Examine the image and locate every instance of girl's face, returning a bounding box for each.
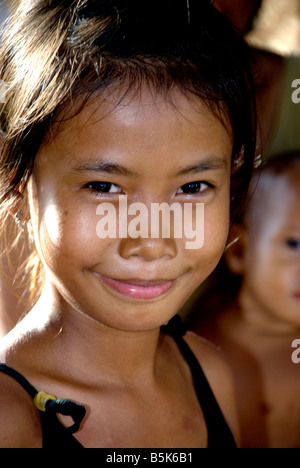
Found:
[28,88,232,331]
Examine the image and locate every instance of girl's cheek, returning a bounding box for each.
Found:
[42,205,101,261]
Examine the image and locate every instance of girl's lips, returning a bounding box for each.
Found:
[96,274,175,300]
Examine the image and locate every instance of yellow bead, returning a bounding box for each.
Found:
[34,391,56,412]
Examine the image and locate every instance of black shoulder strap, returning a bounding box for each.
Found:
[161,316,237,448]
[0,363,86,445]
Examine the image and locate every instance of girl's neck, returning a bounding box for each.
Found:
[25,284,164,388]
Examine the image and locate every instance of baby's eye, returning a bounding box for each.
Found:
[84,182,122,194]
[177,181,212,194]
[286,239,300,250]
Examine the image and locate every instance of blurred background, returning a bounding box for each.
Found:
[247,0,300,55]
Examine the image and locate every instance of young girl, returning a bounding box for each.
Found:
[0,0,256,448]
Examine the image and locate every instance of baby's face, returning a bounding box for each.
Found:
[241,168,300,329]
[27,87,232,332]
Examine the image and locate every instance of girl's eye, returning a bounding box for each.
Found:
[177,181,212,195]
[286,239,300,250]
[84,182,122,194]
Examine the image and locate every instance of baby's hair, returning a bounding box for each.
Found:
[258,151,300,176]
[239,150,300,234]
[249,151,300,201]
[0,0,257,303]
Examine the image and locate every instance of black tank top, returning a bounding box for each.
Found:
[0,316,237,448]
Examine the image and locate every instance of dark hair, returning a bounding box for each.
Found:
[0,0,257,295]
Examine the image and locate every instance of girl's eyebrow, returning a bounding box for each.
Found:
[71,161,137,177]
[176,157,229,176]
[70,156,228,177]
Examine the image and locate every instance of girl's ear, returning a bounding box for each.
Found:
[12,191,31,230]
[6,183,31,229]
[224,223,247,275]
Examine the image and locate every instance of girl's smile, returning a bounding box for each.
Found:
[94,273,176,300]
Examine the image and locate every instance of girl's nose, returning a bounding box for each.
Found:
[118,237,177,261]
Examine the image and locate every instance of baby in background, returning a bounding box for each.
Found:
[192,151,300,448]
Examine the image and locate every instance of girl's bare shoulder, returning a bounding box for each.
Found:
[184,329,227,368]
[0,369,42,448]
[0,324,44,447]
[184,330,240,445]
[183,330,236,394]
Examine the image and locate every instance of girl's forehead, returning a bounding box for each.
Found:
[35,88,233,181]
[50,87,233,152]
